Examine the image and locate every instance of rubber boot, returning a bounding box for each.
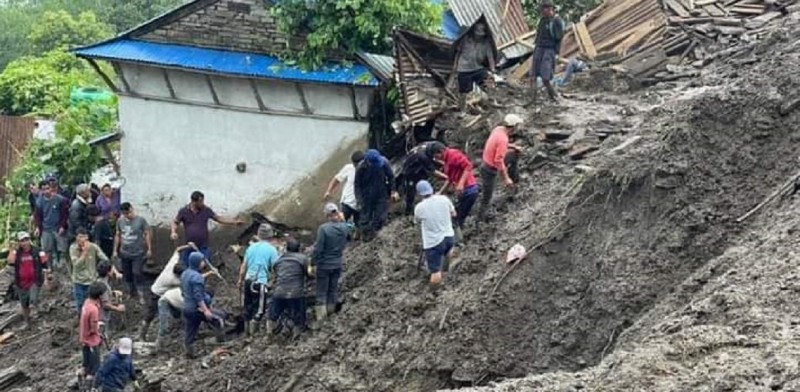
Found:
[326,304,336,317]
[265,320,274,343]
[137,320,151,342]
[545,82,559,102]
[184,344,196,359]
[155,335,164,353]
[244,321,252,337]
[315,305,328,321]
[454,225,464,244]
[252,320,262,335]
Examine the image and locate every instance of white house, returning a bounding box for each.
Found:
[75,0,382,228]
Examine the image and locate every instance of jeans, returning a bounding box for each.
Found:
[242,280,267,322]
[270,297,307,329]
[120,254,145,297]
[74,283,90,313]
[158,297,181,337]
[455,185,480,229]
[315,268,342,306]
[478,163,499,221]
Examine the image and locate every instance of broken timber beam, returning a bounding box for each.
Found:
[736,171,800,222]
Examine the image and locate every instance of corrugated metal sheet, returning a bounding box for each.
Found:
[356,51,395,83]
[74,39,379,87]
[0,116,35,200]
[448,0,532,59]
[442,10,462,39]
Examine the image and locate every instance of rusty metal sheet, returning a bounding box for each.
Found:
[0,116,35,199]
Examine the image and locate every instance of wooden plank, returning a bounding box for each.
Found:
[87,59,120,93]
[703,4,726,16]
[294,83,312,114]
[568,144,600,159]
[665,0,692,17]
[249,79,268,111]
[161,69,176,99]
[695,0,718,6]
[204,75,220,105]
[0,332,13,344]
[731,6,765,13]
[575,22,598,59]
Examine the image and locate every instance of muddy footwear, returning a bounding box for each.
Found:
[252,320,262,335]
[545,83,559,102]
[326,304,336,317]
[265,321,275,343]
[155,336,164,353]
[244,321,252,337]
[184,344,196,359]
[137,321,151,342]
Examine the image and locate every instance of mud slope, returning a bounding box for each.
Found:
[452,14,800,392]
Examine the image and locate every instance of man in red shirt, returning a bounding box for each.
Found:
[79,282,106,385]
[7,231,48,326]
[479,114,524,222]
[435,147,479,241]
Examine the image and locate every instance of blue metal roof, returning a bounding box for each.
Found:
[74,39,379,87]
[441,10,462,40]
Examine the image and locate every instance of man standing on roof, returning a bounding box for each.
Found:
[414,181,456,288]
[171,191,244,263]
[530,0,565,102]
[237,224,279,336]
[354,149,394,242]
[394,141,449,216]
[478,114,525,222]
[7,231,48,326]
[434,146,479,241]
[324,151,364,227]
[456,21,497,94]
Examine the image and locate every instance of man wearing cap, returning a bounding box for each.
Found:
[95,337,137,392]
[530,0,565,102]
[394,141,449,216]
[414,181,456,287]
[237,223,279,335]
[312,203,352,321]
[7,231,48,326]
[181,251,224,358]
[354,149,394,242]
[324,151,364,226]
[434,146,479,241]
[34,181,69,270]
[479,115,525,222]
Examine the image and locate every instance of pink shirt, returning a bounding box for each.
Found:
[482,127,510,171]
[80,299,102,347]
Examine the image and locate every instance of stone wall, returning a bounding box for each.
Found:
[140,0,299,54]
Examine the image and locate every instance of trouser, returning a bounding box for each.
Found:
[270,297,307,329]
[401,175,425,215]
[158,297,181,337]
[458,69,490,93]
[242,280,267,322]
[143,290,160,323]
[16,285,40,309]
[455,185,480,229]
[315,268,342,307]
[40,229,67,269]
[531,47,557,83]
[120,254,145,297]
[74,283,90,313]
[342,204,360,226]
[359,196,388,236]
[478,163,499,221]
[183,309,223,347]
[506,150,520,184]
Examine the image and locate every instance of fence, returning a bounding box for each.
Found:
[0,115,35,199]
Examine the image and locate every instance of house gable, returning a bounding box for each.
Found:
[135,0,298,55]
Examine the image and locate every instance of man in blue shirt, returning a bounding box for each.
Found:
[237,223,279,336]
[180,251,223,359]
[95,337,137,392]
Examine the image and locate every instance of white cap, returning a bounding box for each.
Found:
[324,203,339,215]
[118,337,133,355]
[506,243,526,263]
[17,231,30,241]
[504,114,524,127]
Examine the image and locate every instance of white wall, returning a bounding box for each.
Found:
[118,96,369,226]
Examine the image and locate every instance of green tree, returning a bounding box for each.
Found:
[272,0,443,69]
[28,10,113,53]
[0,49,102,115]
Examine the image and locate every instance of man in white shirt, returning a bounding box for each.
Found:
[324,151,364,226]
[413,180,456,287]
[138,243,196,343]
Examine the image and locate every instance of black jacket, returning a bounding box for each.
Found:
[355,150,394,203]
[535,16,565,51]
[68,198,89,240]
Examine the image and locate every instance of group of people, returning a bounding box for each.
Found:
[325,113,526,285]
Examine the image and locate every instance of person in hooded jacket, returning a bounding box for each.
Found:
[94,337,137,392]
[180,251,223,358]
[354,149,394,242]
[393,141,449,216]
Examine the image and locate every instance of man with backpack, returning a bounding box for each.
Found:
[7,231,48,326]
[237,224,279,336]
[530,0,565,102]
